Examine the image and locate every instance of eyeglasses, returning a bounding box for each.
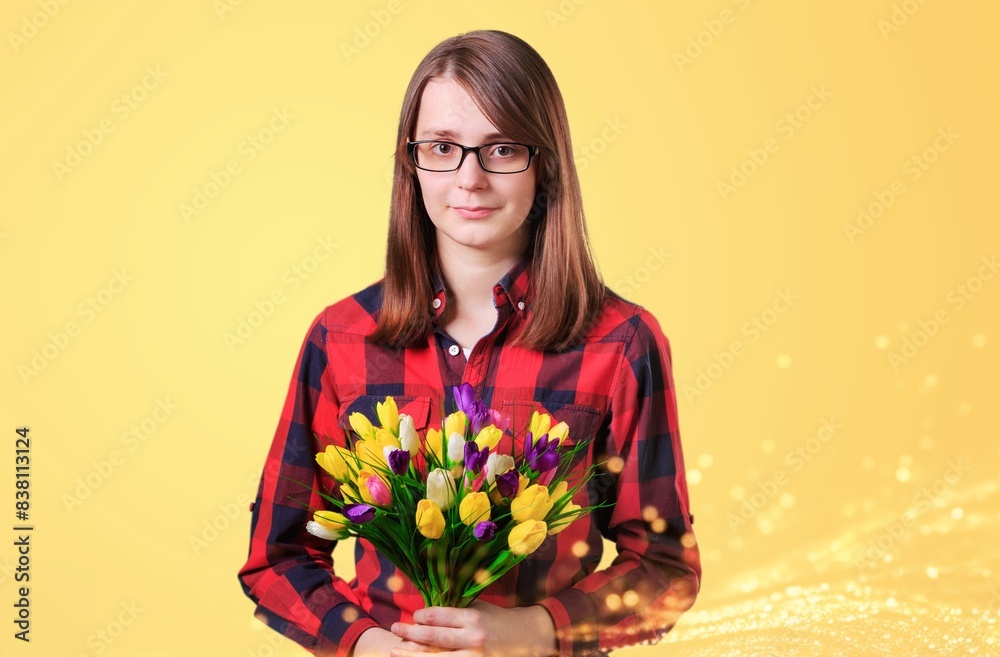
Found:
[407,140,539,174]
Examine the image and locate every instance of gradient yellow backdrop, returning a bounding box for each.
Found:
[2,1,997,655]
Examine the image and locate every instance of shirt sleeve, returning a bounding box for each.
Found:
[536,307,702,656]
[237,309,381,657]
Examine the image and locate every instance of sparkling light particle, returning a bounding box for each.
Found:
[687,468,702,485]
[875,335,890,349]
[681,532,697,548]
[386,575,404,592]
[958,402,972,416]
[779,493,796,509]
[924,374,938,387]
[919,435,934,450]
[642,505,659,522]
[605,594,622,611]
[762,439,776,454]
[776,353,791,368]
[623,591,640,608]
[896,467,911,483]
[730,485,747,500]
[972,333,987,348]
[697,453,714,469]
[606,456,625,474]
[951,507,964,520]
[650,518,667,533]
[571,541,590,558]
[926,566,939,579]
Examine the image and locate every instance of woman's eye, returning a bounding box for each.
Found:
[493,145,513,157]
[432,142,454,155]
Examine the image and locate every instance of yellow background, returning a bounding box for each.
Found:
[2,1,998,655]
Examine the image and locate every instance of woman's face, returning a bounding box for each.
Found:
[412,76,538,261]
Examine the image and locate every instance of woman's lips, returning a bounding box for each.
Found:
[452,206,498,219]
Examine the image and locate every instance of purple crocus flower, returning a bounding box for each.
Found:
[464,442,490,475]
[453,383,493,434]
[453,383,477,415]
[495,470,520,499]
[473,521,497,541]
[342,503,376,524]
[524,432,561,475]
[387,448,410,476]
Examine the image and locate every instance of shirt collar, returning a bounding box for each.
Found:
[431,253,533,318]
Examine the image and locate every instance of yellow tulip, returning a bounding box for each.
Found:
[444,411,468,440]
[349,412,376,441]
[316,445,354,482]
[377,397,399,433]
[313,510,349,532]
[356,469,381,505]
[459,491,491,526]
[355,439,387,470]
[374,426,401,450]
[474,425,503,451]
[550,481,570,501]
[529,411,551,442]
[426,428,445,464]
[511,484,554,523]
[508,519,548,555]
[547,501,582,535]
[547,421,569,443]
[416,499,445,539]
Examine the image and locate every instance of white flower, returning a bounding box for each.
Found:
[447,432,466,464]
[399,414,419,455]
[426,468,457,510]
[306,520,341,541]
[485,453,515,485]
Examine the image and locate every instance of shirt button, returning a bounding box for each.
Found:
[448,345,460,356]
[432,298,442,309]
[517,301,525,311]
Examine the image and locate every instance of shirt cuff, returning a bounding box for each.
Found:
[536,588,601,657]
[315,603,380,657]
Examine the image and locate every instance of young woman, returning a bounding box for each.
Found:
[238,30,701,657]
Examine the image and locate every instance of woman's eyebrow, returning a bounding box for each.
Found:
[419,128,510,141]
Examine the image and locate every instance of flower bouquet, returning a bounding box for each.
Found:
[304,383,601,608]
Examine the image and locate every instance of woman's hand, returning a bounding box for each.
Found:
[389,601,557,657]
[352,626,443,656]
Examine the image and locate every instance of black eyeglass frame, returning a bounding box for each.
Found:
[406,140,540,174]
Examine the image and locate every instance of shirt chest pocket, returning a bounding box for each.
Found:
[336,394,433,441]
[498,400,604,471]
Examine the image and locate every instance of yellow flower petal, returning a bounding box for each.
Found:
[416,499,445,539]
[509,519,548,555]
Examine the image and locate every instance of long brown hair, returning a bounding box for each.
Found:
[370,30,605,352]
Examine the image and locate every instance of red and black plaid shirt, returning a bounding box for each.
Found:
[238,255,701,656]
